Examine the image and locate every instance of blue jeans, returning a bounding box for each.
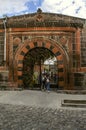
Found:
[46,82,50,91]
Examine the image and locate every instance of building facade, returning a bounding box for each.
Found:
[0,9,86,90]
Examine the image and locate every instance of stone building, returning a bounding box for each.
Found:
[0,9,86,90]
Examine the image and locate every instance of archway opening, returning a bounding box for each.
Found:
[22,47,58,89]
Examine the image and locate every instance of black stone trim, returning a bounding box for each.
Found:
[58,86,64,89]
[50,45,54,50]
[59,77,64,81]
[26,45,30,50]
[58,60,63,64]
[55,51,61,56]
[58,68,64,72]
[18,67,23,71]
[33,42,37,47]
[18,76,22,80]
[42,42,46,47]
[20,51,25,56]
[18,60,23,64]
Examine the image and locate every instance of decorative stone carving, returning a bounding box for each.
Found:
[13,37,21,45]
[59,36,70,52]
[13,37,21,54]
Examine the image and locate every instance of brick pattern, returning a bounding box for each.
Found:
[81,26,86,67]
[0,11,86,90]
[16,39,67,88]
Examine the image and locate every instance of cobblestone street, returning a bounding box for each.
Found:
[0,103,86,130]
[0,90,86,130]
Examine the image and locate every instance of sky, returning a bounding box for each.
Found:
[0,0,86,19]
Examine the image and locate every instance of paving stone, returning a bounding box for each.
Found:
[0,103,86,130]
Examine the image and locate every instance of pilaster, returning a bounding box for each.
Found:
[75,28,81,70]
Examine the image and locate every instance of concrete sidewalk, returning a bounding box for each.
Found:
[0,90,86,110]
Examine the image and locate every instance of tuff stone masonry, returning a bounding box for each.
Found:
[0,9,86,90]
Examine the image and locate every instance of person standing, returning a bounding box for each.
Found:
[41,74,46,90]
[46,75,50,92]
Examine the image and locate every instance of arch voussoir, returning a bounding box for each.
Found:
[14,37,68,89]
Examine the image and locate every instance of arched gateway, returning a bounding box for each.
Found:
[14,37,69,89]
[0,8,85,90]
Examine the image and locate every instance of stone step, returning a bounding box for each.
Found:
[57,90,86,94]
[61,99,86,108]
[0,82,22,91]
[0,81,17,87]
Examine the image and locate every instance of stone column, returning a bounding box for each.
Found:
[9,31,14,81]
[75,28,81,70]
